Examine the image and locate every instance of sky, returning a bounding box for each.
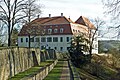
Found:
[38,0,120,40]
[39,0,118,40]
[39,0,105,21]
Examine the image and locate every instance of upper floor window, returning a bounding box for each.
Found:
[54,29,58,33]
[53,37,58,42]
[30,37,34,42]
[26,38,28,42]
[78,30,80,33]
[60,37,63,42]
[73,29,75,32]
[60,28,64,33]
[35,38,39,42]
[21,38,23,42]
[66,37,69,42]
[41,37,46,42]
[48,29,52,34]
[47,37,52,42]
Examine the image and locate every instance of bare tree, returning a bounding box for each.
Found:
[0,21,7,46]
[102,0,120,39]
[0,0,42,46]
[102,0,120,20]
[21,0,42,23]
[88,17,105,56]
[0,0,26,46]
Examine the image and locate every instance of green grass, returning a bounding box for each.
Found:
[44,60,64,80]
[97,65,118,80]
[8,60,55,80]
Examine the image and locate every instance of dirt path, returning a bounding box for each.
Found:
[60,60,71,80]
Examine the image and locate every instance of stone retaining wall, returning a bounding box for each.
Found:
[0,48,57,80]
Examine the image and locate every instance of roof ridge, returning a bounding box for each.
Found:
[64,16,74,23]
[40,17,61,24]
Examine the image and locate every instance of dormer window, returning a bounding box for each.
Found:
[48,29,52,34]
[54,29,58,33]
[60,28,64,33]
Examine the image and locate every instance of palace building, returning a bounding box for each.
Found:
[18,13,98,53]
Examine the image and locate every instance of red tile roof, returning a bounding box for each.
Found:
[18,15,95,36]
[75,16,96,29]
[18,16,74,36]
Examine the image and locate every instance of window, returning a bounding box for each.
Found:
[41,37,46,42]
[53,37,58,42]
[67,47,70,50]
[26,38,28,42]
[21,38,23,42]
[95,44,98,48]
[66,37,69,42]
[47,37,52,42]
[30,38,34,42]
[41,46,45,50]
[60,47,63,51]
[60,37,63,42]
[73,29,75,32]
[35,38,39,42]
[54,29,58,33]
[48,29,52,34]
[60,28,64,33]
[54,47,57,50]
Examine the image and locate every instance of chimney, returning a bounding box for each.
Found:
[68,16,70,20]
[49,14,51,18]
[37,15,39,18]
[61,13,63,17]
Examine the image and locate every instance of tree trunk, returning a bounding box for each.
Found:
[8,21,11,46]
[28,35,30,48]
[89,45,92,63]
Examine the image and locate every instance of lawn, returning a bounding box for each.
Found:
[8,60,55,80]
[44,60,64,80]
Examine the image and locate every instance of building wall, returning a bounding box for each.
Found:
[18,35,72,53]
[92,31,98,54]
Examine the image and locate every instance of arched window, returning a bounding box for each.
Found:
[54,29,58,33]
[48,29,52,34]
[60,28,64,33]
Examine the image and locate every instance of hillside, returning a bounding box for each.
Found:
[98,40,120,53]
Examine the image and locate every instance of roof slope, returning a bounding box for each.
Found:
[18,16,74,36]
[75,16,96,29]
[30,16,74,25]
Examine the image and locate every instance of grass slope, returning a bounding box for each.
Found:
[9,60,54,80]
[44,60,64,80]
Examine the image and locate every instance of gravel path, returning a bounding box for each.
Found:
[60,60,71,80]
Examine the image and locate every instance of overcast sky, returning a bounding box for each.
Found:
[38,0,119,40]
[40,0,105,21]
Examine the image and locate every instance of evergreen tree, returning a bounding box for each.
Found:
[68,33,90,67]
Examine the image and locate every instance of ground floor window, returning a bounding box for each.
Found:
[60,47,63,51]
[54,47,57,50]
